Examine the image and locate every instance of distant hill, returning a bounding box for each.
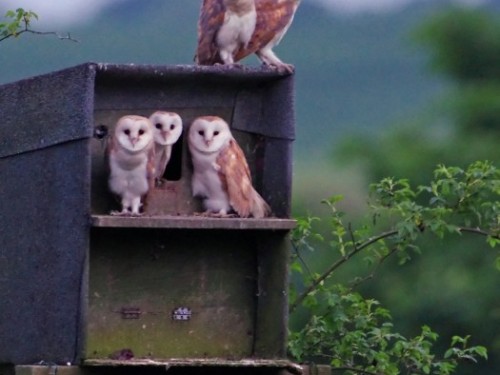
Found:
[0,1,464,158]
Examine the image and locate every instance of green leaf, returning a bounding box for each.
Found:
[473,346,488,359]
[487,236,500,248]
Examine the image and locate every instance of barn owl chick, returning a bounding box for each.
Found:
[188,116,271,218]
[196,0,300,73]
[196,0,257,65]
[149,111,183,185]
[108,115,154,216]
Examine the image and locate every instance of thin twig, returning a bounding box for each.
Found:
[0,24,78,43]
[289,229,399,313]
[349,246,399,290]
[290,224,496,313]
[459,226,498,238]
[291,241,314,278]
[348,222,358,251]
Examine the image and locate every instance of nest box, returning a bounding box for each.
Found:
[0,63,296,372]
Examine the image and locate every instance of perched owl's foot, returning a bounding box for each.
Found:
[110,209,143,217]
[110,210,130,216]
[228,63,244,69]
[262,62,295,74]
[193,211,238,218]
[216,62,244,69]
[214,212,238,218]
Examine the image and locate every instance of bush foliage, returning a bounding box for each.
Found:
[289,161,498,374]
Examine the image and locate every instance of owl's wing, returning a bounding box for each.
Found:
[235,0,299,61]
[195,0,225,65]
[217,139,256,218]
[146,145,156,189]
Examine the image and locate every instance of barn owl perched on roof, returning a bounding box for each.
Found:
[149,111,183,184]
[196,0,300,73]
[188,116,271,218]
[108,115,154,216]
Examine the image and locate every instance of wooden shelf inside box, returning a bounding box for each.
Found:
[91,215,296,230]
[83,358,302,374]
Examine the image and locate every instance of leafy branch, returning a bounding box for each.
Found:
[290,228,398,312]
[0,8,78,43]
[289,282,488,374]
[291,161,499,313]
[289,161,498,374]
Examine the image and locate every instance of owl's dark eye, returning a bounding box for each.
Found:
[124,129,131,136]
[138,129,145,135]
[214,131,220,136]
[198,130,205,136]
[170,124,176,130]
[155,123,162,130]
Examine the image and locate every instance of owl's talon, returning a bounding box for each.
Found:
[221,213,238,218]
[110,210,130,216]
[262,62,294,74]
[229,63,244,69]
[194,211,239,218]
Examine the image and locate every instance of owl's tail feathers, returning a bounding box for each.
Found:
[251,190,272,219]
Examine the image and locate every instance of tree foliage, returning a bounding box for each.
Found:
[299,7,500,375]
[415,9,500,83]
[288,161,498,374]
[334,8,500,186]
[415,8,500,134]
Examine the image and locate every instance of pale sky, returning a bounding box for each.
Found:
[1,0,491,27]
[314,0,489,13]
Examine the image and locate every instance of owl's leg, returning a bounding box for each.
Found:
[193,209,237,218]
[200,210,237,218]
[110,206,131,216]
[211,211,238,218]
[130,196,143,216]
[110,195,138,216]
[256,48,294,74]
[218,49,244,69]
[219,49,235,65]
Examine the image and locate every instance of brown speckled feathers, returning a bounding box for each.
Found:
[235,0,300,61]
[196,0,299,66]
[196,0,226,65]
[217,139,271,218]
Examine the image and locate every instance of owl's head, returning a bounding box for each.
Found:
[149,111,183,146]
[188,116,232,154]
[114,115,154,153]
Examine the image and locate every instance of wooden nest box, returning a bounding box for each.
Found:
[0,63,297,374]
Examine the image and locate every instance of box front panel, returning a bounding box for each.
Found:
[87,229,257,359]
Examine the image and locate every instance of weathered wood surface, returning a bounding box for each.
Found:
[91,215,296,230]
[84,358,302,374]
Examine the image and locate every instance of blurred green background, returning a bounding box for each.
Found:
[1,1,499,374]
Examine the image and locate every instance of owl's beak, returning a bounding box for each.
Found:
[162,131,169,142]
[205,139,212,147]
[130,138,138,147]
